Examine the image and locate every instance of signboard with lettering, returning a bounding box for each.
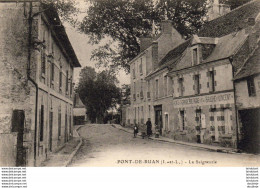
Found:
[173,92,234,108]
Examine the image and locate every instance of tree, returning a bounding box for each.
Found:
[79,0,207,73]
[76,66,121,123]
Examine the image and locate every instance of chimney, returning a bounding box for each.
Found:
[161,20,172,35]
[152,41,158,70]
[207,0,230,21]
[140,37,152,52]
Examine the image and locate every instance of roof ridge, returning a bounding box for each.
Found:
[206,0,256,24]
[234,39,260,78]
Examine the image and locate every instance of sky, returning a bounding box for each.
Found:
[63,1,130,87]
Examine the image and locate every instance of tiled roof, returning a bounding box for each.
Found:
[234,43,260,80]
[198,0,260,38]
[159,39,191,66]
[145,39,191,78]
[203,29,248,63]
[43,4,81,67]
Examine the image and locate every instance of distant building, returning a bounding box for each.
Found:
[126,0,260,150]
[234,37,260,153]
[207,0,230,21]
[73,93,87,125]
[0,1,81,166]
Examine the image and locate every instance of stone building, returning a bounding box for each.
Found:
[234,38,260,153]
[73,93,87,125]
[0,1,81,166]
[126,20,184,131]
[126,0,260,149]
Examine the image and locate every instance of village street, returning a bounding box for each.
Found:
[69,124,259,167]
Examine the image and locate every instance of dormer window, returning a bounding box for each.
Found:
[192,48,198,65]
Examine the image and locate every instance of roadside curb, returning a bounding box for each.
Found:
[64,125,84,167]
[111,124,250,155]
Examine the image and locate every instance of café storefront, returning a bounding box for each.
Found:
[172,91,237,148]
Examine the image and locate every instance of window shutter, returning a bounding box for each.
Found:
[199,84,201,89]
[207,82,209,88]
[183,87,185,92]
[214,81,217,86]
[214,70,216,76]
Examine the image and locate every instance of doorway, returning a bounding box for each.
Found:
[49,111,53,152]
[238,108,260,154]
[154,105,163,135]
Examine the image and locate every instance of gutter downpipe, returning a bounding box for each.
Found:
[229,56,239,151]
[27,2,39,166]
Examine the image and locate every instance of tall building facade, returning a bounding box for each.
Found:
[0,1,81,166]
[126,0,260,150]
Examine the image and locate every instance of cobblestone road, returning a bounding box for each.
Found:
[70,124,259,167]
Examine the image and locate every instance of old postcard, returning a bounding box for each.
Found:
[0,0,259,170]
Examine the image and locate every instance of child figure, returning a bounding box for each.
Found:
[133,124,139,138]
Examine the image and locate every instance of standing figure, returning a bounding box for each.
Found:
[146,118,152,138]
[133,124,138,138]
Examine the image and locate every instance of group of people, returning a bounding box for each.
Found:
[133,118,153,138]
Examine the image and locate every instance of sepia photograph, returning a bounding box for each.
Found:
[0,0,259,172]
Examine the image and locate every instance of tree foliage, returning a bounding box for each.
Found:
[76,66,121,123]
[51,0,251,73]
[79,0,207,72]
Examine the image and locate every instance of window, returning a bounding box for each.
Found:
[147,80,151,99]
[194,74,201,94]
[178,78,184,96]
[140,79,143,99]
[58,107,61,140]
[208,70,215,92]
[155,79,159,99]
[65,112,68,142]
[50,62,54,85]
[70,76,73,97]
[51,40,54,56]
[193,48,198,65]
[41,49,46,76]
[164,75,167,96]
[40,105,44,142]
[59,70,62,92]
[247,76,256,96]
[195,109,201,127]
[165,113,169,131]
[180,110,185,131]
[133,82,136,100]
[168,77,173,96]
[66,70,69,93]
[41,30,46,77]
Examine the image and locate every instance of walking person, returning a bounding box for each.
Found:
[146,118,152,138]
[133,124,138,138]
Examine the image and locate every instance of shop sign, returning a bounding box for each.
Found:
[173,92,234,108]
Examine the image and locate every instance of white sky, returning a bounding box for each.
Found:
[63,1,130,87]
